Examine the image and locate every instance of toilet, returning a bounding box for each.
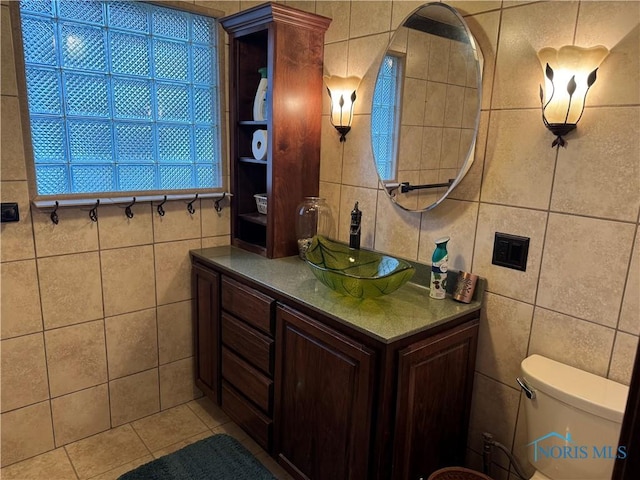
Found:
[518,354,629,480]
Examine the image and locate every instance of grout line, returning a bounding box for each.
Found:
[61,446,81,480]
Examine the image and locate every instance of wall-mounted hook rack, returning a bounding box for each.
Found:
[187,194,198,215]
[50,201,59,225]
[89,199,100,222]
[125,197,136,219]
[156,195,167,217]
[214,192,226,213]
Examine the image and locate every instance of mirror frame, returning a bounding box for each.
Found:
[371,2,484,212]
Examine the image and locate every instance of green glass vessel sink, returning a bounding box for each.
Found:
[304,236,415,298]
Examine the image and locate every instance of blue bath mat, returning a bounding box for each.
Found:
[118,434,276,480]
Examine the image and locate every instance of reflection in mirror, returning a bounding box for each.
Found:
[371,3,483,212]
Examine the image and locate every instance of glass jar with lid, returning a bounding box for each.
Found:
[295,197,333,259]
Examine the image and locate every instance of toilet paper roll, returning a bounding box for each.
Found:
[252,129,268,160]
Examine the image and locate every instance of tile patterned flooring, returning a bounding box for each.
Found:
[0,398,293,480]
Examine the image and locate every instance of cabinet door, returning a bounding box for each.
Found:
[192,265,220,403]
[393,319,479,480]
[274,305,374,480]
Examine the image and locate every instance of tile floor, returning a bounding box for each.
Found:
[0,398,294,480]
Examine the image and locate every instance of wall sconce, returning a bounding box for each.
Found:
[324,76,360,142]
[537,45,608,147]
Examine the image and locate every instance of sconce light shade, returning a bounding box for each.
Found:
[324,75,360,142]
[537,45,609,147]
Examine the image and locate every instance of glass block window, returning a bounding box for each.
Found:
[372,54,401,181]
[19,0,221,196]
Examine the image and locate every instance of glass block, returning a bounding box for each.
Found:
[159,165,193,190]
[61,24,106,71]
[152,8,188,40]
[192,16,214,45]
[196,165,215,188]
[192,46,213,84]
[31,117,65,163]
[36,165,69,195]
[71,165,114,193]
[156,83,190,122]
[153,40,188,82]
[20,17,57,66]
[193,87,213,124]
[113,78,151,119]
[118,164,156,191]
[58,0,105,25]
[110,32,150,77]
[68,120,112,162]
[158,125,191,162]
[108,1,149,33]
[195,127,216,163]
[115,123,153,163]
[26,67,61,114]
[20,0,54,16]
[64,72,109,117]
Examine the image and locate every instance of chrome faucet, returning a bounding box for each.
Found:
[349,202,361,249]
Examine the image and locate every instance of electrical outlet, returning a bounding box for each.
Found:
[1,203,19,223]
[492,232,529,271]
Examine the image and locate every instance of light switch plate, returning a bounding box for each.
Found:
[1,203,19,223]
[492,232,529,271]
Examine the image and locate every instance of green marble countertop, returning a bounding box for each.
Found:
[191,246,484,344]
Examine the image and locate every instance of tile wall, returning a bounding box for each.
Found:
[1,0,639,478]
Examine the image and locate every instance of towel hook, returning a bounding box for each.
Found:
[187,193,198,215]
[214,192,226,213]
[125,197,136,219]
[89,199,100,222]
[157,195,167,217]
[50,200,59,225]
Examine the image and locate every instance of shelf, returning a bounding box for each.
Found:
[240,212,267,226]
[239,120,268,127]
[239,157,267,165]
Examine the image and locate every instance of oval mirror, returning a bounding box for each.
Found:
[371,2,483,212]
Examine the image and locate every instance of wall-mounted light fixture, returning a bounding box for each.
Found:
[324,76,360,142]
[537,45,608,147]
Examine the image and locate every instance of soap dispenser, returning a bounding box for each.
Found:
[349,202,361,249]
[429,237,449,299]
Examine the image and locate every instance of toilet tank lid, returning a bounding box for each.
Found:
[521,355,629,423]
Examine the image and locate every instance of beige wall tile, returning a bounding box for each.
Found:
[131,404,208,452]
[186,397,230,429]
[472,204,547,303]
[468,374,520,470]
[1,6,18,96]
[32,207,99,258]
[318,181,341,240]
[158,300,193,365]
[0,401,54,467]
[619,233,640,335]
[448,111,488,203]
[105,308,158,379]
[0,448,77,480]
[201,198,231,238]
[101,245,156,317]
[481,109,556,210]
[159,357,200,410]
[154,239,201,305]
[1,97,26,180]
[45,320,108,397]
[64,424,150,480]
[402,77,427,126]
[201,235,230,248]
[373,190,421,260]
[152,200,202,243]
[475,293,534,386]
[347,32,389,85]
[0,333,49,413]
[551,107,640,221]
[510,395,536,479]
[97,203,153,250]
[528,307,615,377]
[317,1,350,44]
[609,332,639,386]
[1,260,42,339]
[320,116,344,184]
[323,40,349,81]
[537,214,635,328]
[38,252,103,330]
[491,1,578,110]
[1,182,35,262]
[51,384,110,447]
[418,199,478,272]
[349,1,391,39]
[342,115,380,189]
[109,369,160,427]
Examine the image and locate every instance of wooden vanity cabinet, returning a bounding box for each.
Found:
[192,259,479,479]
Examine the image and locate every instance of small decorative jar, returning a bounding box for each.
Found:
[295,197,332,259]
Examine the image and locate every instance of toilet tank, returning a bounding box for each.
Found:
[520,354,629,480]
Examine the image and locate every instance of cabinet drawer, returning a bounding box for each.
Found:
[222,347,272,414]
[222,313,274,375]
[222,381,272,452]
[221,277,274,336]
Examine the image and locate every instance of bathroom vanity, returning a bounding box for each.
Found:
[191,246,482,480]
